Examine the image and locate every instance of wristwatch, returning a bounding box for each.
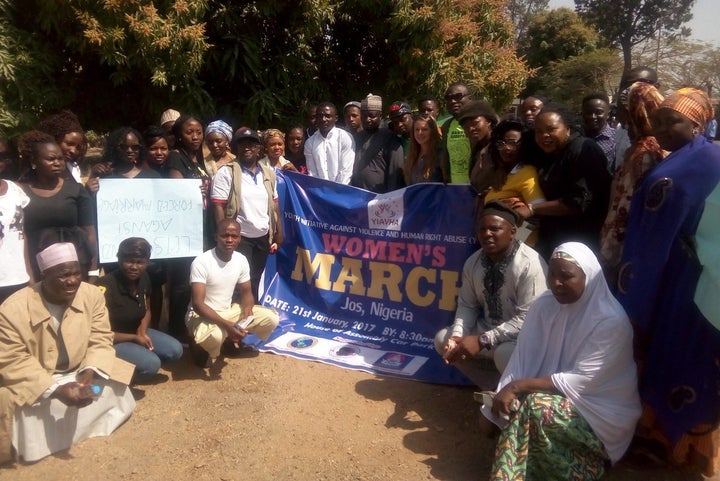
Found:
[479,334,492,350]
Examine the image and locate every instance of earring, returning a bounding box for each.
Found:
[31,165,36,170]
[692,128,699,136]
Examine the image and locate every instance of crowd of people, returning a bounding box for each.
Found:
[0,65,718,479]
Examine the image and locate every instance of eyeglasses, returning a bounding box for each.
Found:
[119,144,141,151]
[444,93,469,102]
[495,139,521,149]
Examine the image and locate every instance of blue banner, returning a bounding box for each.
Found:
[258,172,477,384]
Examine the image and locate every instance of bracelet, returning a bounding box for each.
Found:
[527,203,534,217]
[87,269,100,277]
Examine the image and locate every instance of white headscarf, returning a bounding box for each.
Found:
[484,242,641,464]
[205,120,233,143]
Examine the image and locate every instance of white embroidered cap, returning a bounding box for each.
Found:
[36,242,79,272]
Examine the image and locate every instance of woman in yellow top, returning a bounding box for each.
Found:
[484,120,545,205]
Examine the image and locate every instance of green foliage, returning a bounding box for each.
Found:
[385,0,529,112]
[520,8,604,97]
[521,8,599,67]
[0,0,530,135]
[537,48,623,108]
[0,0,66,134]
[575,0,695,72]
[74,0,209,87]
[506,0,549,40]
[0,0,210,134]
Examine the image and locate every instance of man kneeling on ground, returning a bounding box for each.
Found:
[435,201,547,387]
[186,219,279,368]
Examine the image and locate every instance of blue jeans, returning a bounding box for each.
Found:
[114,328,183,381]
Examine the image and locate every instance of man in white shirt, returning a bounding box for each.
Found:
[186,219,279,369]
[436,201,547,387]
[304,101,355,184]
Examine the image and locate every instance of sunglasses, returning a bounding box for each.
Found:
[444,93,469,102]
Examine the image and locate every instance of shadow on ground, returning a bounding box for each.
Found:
[355,376,491,480]
[355,375,714,481]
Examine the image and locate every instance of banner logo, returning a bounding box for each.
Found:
[368,192,404,230]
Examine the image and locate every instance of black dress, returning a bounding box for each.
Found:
[23,180,95,277]
[534,134,611,259]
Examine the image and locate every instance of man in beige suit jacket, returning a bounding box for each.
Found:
[0,243,135,464]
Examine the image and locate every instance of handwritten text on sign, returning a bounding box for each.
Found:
[96,178,203,262]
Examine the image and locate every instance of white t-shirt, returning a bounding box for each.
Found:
[188,249,251,313]
[0,180,30,286]
[211,164,278,238]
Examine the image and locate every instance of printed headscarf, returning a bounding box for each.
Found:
[204,120,233,143]
[660,87,714,129]
[627,81,664,138]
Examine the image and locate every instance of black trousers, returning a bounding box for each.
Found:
[236,233,270,302]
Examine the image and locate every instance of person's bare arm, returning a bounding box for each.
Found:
[213,202,226,226]
[272,200,283,246]
[23,232,35,285]
[236,280,255,321]
[491,377,558,417]
[82,225,98,276]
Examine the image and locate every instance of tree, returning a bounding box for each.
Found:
[520,8,601,95]
[0,0,209,133]
[539,48,623,108]
[575,0,695,74]
[505,0,549,40]
[386,0,529,111]
[0,0,63,130]
[205,0,530,126]
[520,8,599,67]
[0,0,531,135]
[633,37,720,97]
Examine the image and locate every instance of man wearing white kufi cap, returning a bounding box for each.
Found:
[0,242,136,464]
[351,93,406,193]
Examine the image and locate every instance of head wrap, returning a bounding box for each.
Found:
[479,200,521,227]
[205,120,233,143]
[660,88,714,128]
[160,109,181,126]
[484,241,641,464]
[361,94,382,112]
[344,101,361,110]
[36,243,79,272]
[626,81,664,138]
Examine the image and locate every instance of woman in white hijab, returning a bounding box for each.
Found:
[478,242,641,480]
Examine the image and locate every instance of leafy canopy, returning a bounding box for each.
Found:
[0,0,530,135]
[575,0,695,72]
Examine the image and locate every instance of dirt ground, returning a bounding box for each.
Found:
[1,350,715,481]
